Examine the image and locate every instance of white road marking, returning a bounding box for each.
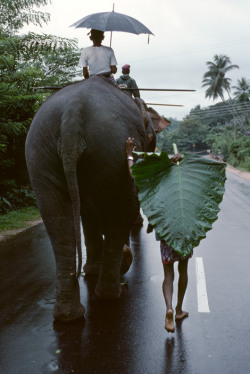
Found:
[195,257,210,313]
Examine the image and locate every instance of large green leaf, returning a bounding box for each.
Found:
[132,152,226,256]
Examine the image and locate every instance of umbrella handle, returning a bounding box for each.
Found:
[110,31,113,47]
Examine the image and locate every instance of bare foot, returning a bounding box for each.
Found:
[175,310,189,321]
[165,309,175,333]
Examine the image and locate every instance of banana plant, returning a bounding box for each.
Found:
[132,150,226,256]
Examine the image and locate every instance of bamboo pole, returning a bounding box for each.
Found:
[32,86,195,92]
[122,88,196,92]
[146,103,184,107]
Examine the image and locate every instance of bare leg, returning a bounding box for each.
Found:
[162,263,175,332]
[175,259,189,320]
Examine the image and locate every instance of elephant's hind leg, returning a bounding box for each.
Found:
[44,217,85,322]
[81,206,103,276]
[95,233,125,299]
[34,184,85,322]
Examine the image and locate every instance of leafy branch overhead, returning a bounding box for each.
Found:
[132,152,227,256]
[0,0,51,31]
[0,0,82,214]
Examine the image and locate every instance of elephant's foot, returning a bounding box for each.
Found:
[95,282,121,299]
[53,278,85,322]
[53,301,85,323]
[83,261,101,275]
[120,245,133,275]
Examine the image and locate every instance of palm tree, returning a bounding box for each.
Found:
[233,78,250,134]
[202,54,245,132]
[202,54,239,100]
[233,77,250,102]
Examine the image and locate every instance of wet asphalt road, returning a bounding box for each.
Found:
[0,170,250,374]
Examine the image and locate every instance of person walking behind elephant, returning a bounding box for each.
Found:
[155,232,192,333]
[79,29,117,84]
[116,64,140,98]
[126,137,191,333]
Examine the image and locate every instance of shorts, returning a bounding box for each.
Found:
[160,240,193,264]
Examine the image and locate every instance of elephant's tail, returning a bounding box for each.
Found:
[62,166,82,278]
[58,117,87,279]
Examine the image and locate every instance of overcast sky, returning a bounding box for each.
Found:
[24,0,250,120]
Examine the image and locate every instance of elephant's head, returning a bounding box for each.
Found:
[134,98,171,152]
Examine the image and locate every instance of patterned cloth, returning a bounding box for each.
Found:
[160,240,193,264]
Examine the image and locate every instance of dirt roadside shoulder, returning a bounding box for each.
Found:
[226,164,250,182]
[0,219,43,242]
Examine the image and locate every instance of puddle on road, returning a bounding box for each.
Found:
[31,322,53,335]
[37,297,56,310]
[42,359,59,374]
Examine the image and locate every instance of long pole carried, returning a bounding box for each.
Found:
[121,88,196,92]
[146,103,184,107]
[32,86,196,92]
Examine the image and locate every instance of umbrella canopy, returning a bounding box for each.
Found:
[70,11,154,35]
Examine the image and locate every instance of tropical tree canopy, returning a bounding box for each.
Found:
[232,77,250,103]
[0,0,51,32]
[0,0,81,214]
[202,54,239,100]
[202,54,248,132]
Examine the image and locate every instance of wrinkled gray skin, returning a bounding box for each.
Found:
[25,76,168,322]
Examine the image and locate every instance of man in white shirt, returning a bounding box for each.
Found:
[79,29,118,80]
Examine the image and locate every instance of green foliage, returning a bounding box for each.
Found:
[0,0,51,31]
[204,127,233,160]
[0,0,81,214]
[156,95,250,171]
[0,185,37,214]
[132,152,226,255]
[233,77,250,103]
[227,137,250,168]
[157,115,208,154]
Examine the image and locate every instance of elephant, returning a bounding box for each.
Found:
[25,76,169,322]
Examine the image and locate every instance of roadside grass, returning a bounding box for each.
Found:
[0,207,41,232]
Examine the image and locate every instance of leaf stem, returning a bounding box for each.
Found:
[173,143,180,165]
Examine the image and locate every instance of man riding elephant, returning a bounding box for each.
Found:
[79,28,118,85]
[116,64,140,98]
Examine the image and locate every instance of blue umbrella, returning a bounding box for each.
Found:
[70,11,154,36]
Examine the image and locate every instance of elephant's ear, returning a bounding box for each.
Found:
[134,98,171,132]
[146,107,171,133]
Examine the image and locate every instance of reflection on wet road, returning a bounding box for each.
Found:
[0,170,250,374]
